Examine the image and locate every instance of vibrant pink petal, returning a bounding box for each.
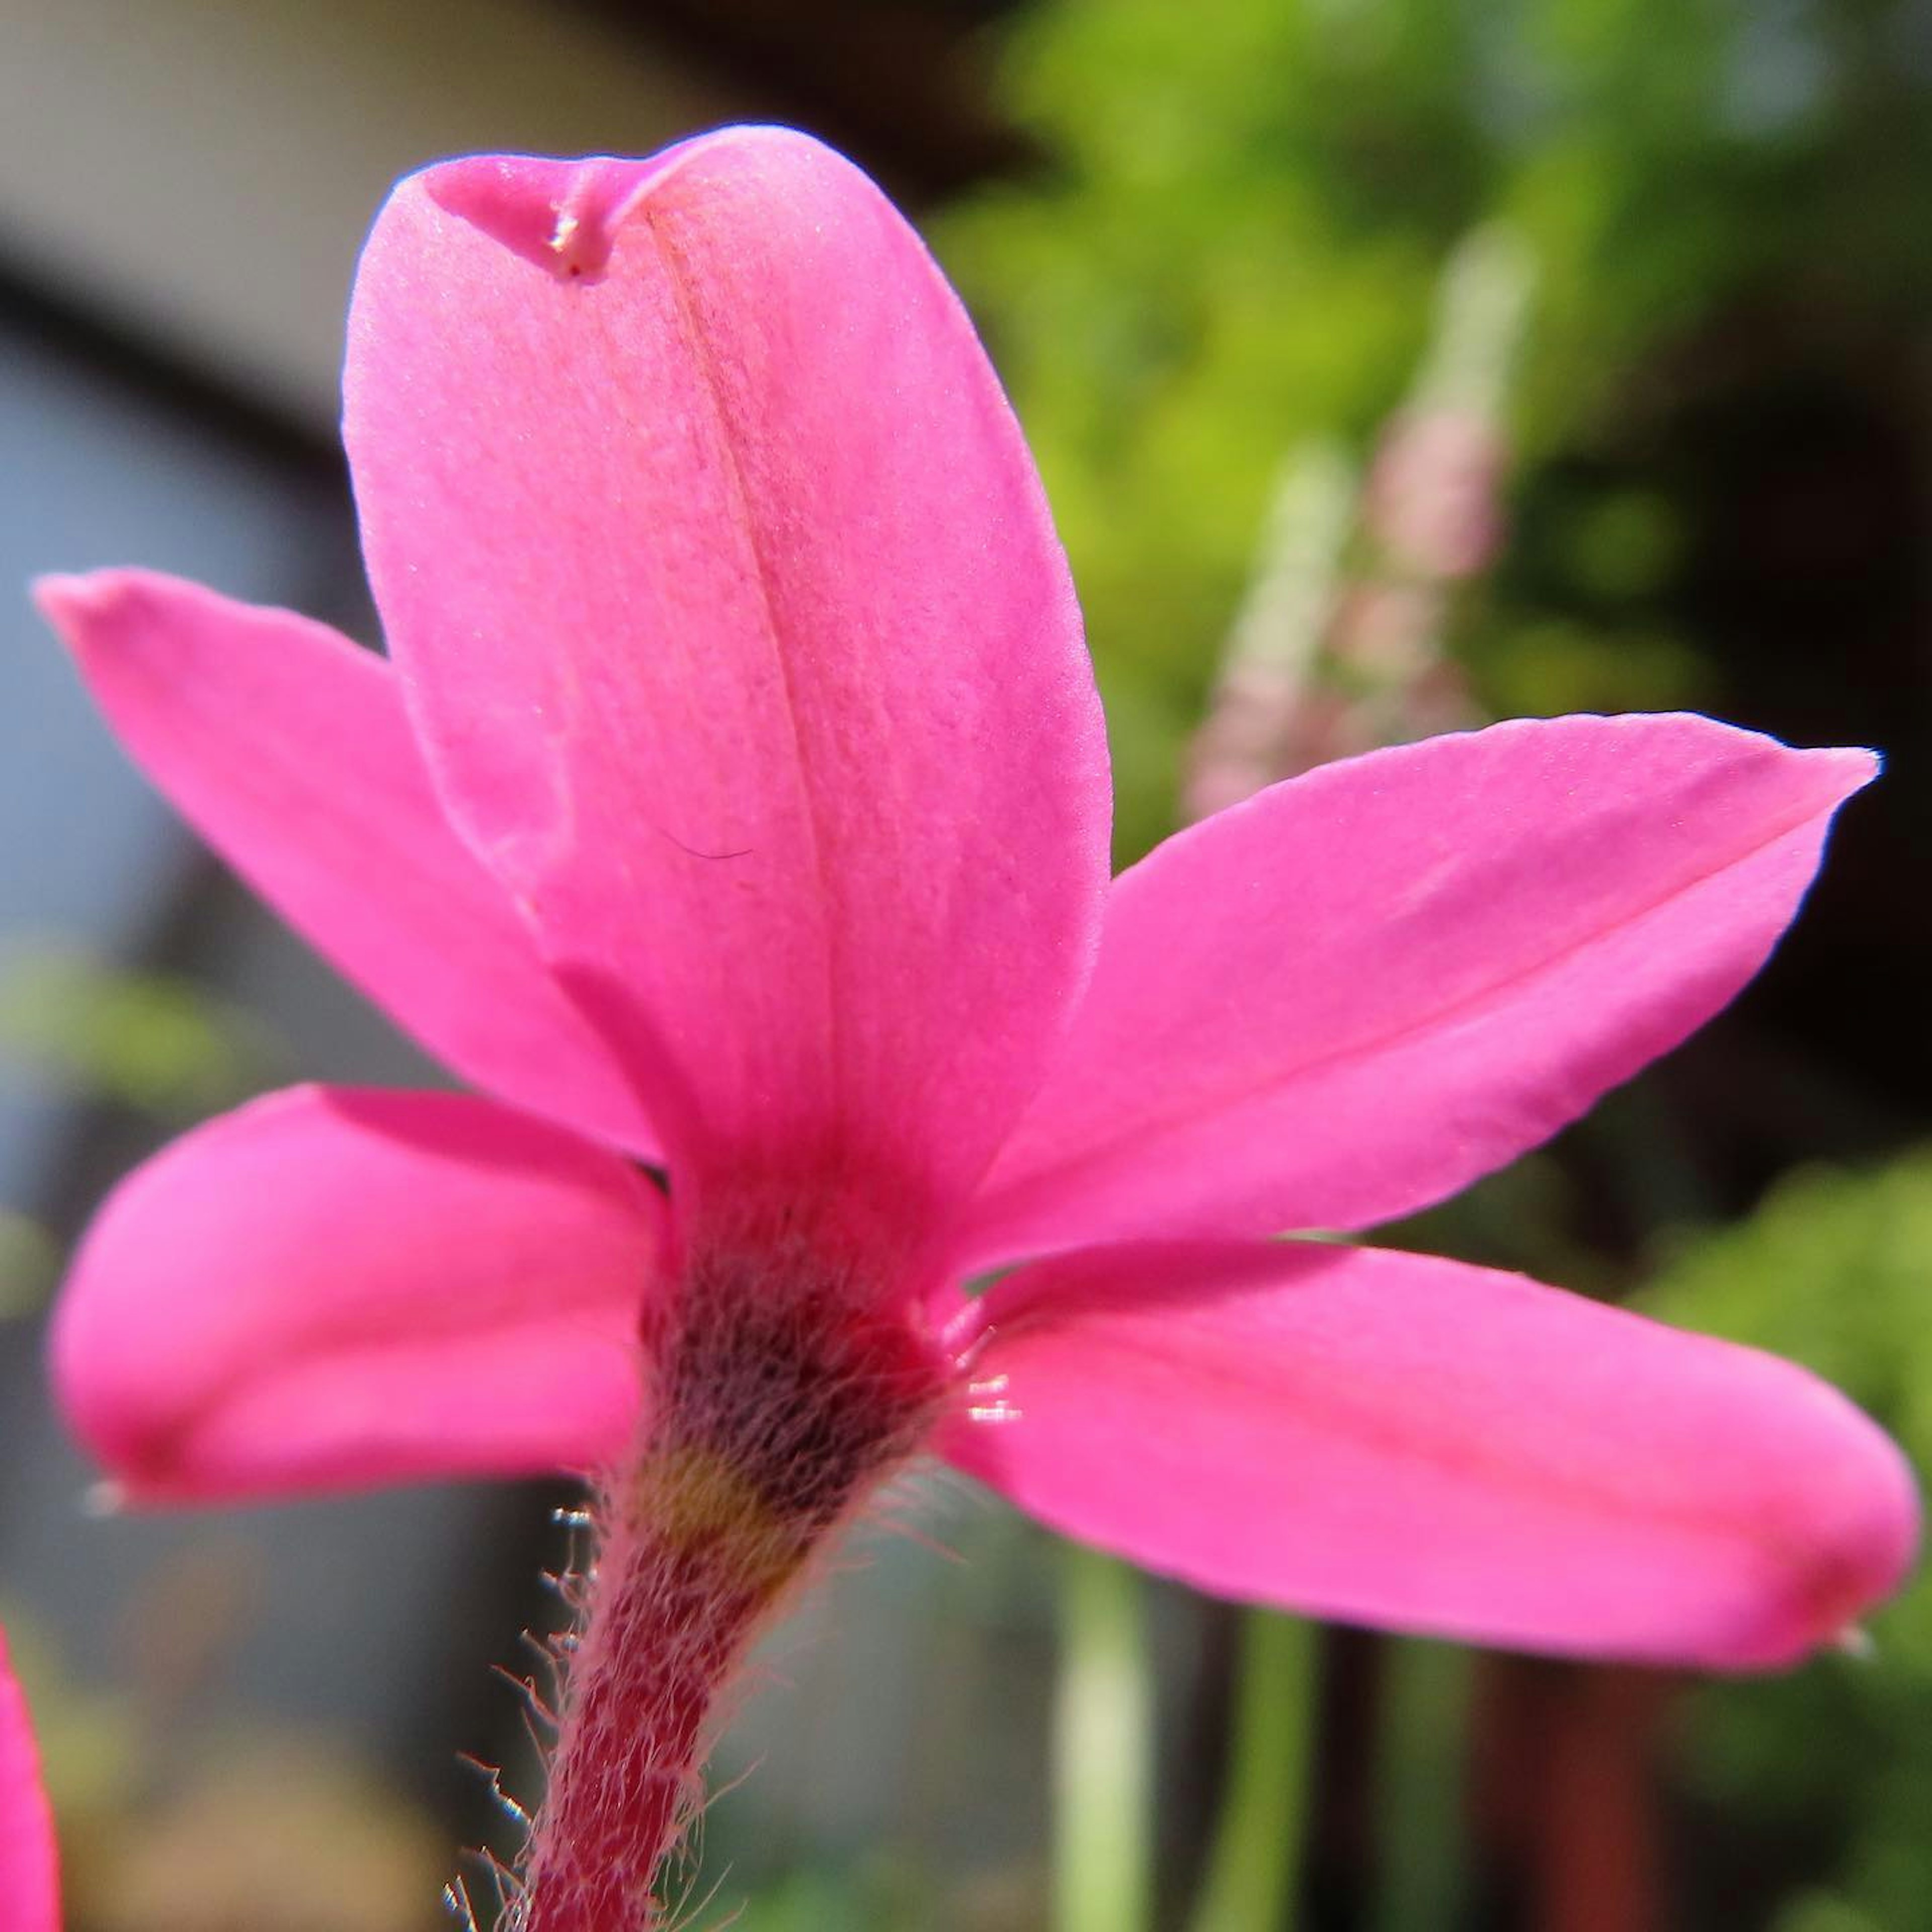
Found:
[963,716,1873,1264]
[938,1240,1918,1668]
[55,1086,663,1503]
[342,131,1109,1221]
[36,571,659,1157]
[0,1629,58,1932]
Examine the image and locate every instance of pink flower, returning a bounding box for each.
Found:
[36,129,1916,1924]
[1365,407,1508,580]
[0,1629,59,1932]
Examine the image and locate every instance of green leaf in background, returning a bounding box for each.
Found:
[0,942,280,1118]
[941,0,1932,856]
[1368,1640,1475,1932]
[1641,1153,1932,1930]
[0,1206,57,1319]
[1641,1152,1932,1469]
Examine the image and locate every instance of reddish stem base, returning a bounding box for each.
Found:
[513,1504,777,1930]
[510,1253,946,1932]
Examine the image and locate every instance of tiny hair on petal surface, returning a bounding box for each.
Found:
[36,125,1918,1928]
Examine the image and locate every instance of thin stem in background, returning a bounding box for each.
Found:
[1053,1546,1154,1932]
[1369,1640,1474,1932]
[1186,1610,1319,1932]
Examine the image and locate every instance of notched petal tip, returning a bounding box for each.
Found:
[31,565,142,637]
[29,569,89,621]
[34,567,230,666]
[404,127,842,285]
[416,154,635,282]
[412,136,713,284]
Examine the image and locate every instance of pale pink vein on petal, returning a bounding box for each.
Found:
[343,129,1110,1226]
[962,715,1874,1266]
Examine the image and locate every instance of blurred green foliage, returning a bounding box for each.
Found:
[1643,1155,1932,1930]
[0,1206,58,1319]
[0,947,280,1321]
[728,1863,929,1931]
[940,0,1932,858]
[0,943,279,1118]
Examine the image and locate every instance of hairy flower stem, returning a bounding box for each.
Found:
[513,1252,946,1932]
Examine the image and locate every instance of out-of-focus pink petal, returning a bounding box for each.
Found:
[963,715,1872,1263]
[0,1629,58,1932]
[343,131,1109,1220]
[938,1240,1918,1669]
[55,1086,663,1503]
[36,571,660,1158]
